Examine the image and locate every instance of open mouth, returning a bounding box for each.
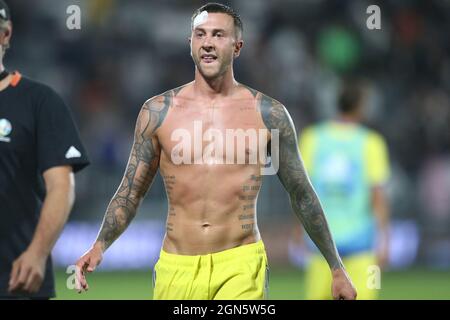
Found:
[201,54,217,63]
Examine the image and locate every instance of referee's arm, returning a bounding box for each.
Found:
[8,165,75,294]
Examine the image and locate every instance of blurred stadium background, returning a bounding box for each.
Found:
[5,0,450,299]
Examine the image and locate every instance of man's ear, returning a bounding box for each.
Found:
[188,36,191,44]
[234,39,244,58]
[0,22,12,48]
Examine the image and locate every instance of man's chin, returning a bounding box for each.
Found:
[199,69,222,80]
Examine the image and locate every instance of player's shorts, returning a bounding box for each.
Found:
[153,240,269,300]
[305,251,378,300]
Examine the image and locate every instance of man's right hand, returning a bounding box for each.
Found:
[74,243,103,293]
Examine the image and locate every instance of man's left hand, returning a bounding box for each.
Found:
[331,268,357,300]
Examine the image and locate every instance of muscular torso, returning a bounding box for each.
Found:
[154,84,270,255]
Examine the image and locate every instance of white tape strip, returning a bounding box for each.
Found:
[193,11,208,29]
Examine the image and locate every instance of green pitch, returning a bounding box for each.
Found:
[54,267,450,300]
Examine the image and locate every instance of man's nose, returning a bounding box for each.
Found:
[202,35,214,50]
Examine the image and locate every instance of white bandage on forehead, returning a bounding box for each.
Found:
[193,11,208,29]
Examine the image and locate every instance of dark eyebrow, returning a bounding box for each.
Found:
[194,27,227,34]
[193,27,205,33]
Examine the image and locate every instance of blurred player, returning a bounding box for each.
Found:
[297,80,390,299]
[0,0,90,299]
[75,3,356,300]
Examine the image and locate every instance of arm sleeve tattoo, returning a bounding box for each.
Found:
[95,93,171,251]
[259,94,344,270]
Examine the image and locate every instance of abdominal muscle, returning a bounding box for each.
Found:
[160,160,262,255]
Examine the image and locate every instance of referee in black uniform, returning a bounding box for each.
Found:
[0,1,89,299]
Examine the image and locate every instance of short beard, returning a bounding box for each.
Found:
[194,57,231,81]
[198,66,222,80]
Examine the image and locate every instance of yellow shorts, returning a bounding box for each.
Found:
[305,252,379,300]
[153,241,269,300]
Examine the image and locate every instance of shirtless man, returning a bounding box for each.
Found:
[75,3,357,300]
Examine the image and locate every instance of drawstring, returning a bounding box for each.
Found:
[187,255,201,298]
[207,254,213,299]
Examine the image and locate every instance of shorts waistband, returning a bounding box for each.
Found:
[158,240,266,267]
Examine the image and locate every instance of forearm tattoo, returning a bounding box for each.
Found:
[259,94,343,270]
[96,92,172,251]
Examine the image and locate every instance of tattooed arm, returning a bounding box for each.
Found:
[95,97,165,251]
[260,95,342,269]
[75,94,171,292]
[259,94,356,299]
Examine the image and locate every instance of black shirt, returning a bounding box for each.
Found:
[0,72,89,298]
